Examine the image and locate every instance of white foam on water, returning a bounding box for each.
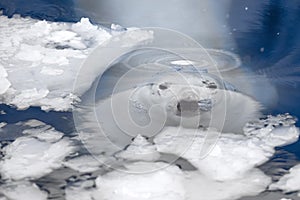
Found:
[0,181,47,200]
[270,164,300,196]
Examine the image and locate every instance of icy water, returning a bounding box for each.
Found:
[0,1,300,200]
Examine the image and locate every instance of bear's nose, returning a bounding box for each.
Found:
[176,99,212,116]
[176,100,199,117]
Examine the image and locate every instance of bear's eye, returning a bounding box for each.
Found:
[159,83,168,90]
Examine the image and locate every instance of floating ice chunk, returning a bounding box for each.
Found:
[154,115,299,181]
[0,181,47,200]
[111,29,154,47]
[0,64,11,95]
[72,18,98,37]
[115,135,161,162]
[262,126,299,147]
[154,127,272,181]
[0,15,155,111]
[111,23,127,31]
[23,127,63,143]
[10,88,49,110]
[244,114,299,147]
[41,53,69,65]
[63,155,103,173]
[65,184,94,200]
[38,94,80,111]
[29,20,52,37]
[79,161,270,200]
[270,164,300,196]
[0,122,7,128]
[0,78,11,95]
[47,30,77,43]
[67,39,87,50]
[184,169,270,200]
[0,135,75,180]
[71,18,111,45]
[23,119,46,127]
[46,30,87,50]
[15,44,43,62]
[0,64,8,77]
[40,66,64,76]
[66,163,184,200]
[93,162,186,200]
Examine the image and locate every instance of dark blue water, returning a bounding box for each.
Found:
[0,0,299,158]
[0,0,80,22]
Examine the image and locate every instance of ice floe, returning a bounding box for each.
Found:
[154,114,299,181]
[65,162,186,200]
[0,123,76,180]
[0,112,298,199]
[0,181,47,200]
[0,16,110,110]
[270,164,300,197]
[184,169,270,200]
[0,15,156,111]
[64,162,270,200]
[64,114,299,200]
[115,134,161,162]
[94,162,186,200]
[0,14,299,200]
[63,155,103,173]
[0,122,7,128]
[0,64,11,95]
[0,16,110,111]
[65,180,96,200]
